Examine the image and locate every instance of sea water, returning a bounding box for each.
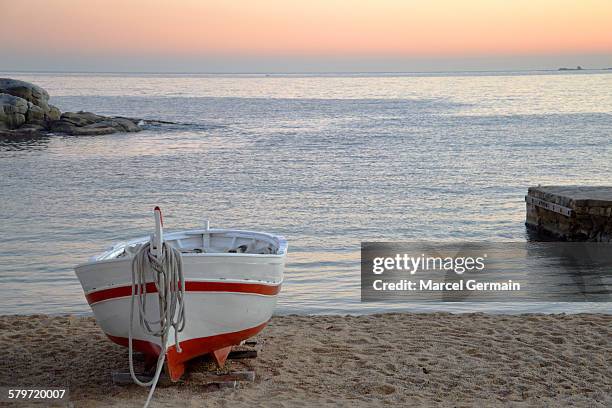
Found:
[1,71,611,315]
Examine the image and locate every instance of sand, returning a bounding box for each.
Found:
[1,313,610,407]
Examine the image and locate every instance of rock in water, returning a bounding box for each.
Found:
[0,78,143,137]
[48,111,142,135]
[0,78,50,112]
[96,117,142,132]
[25,103,46,125]
[47,105,61,122]
[0,78,60,132]
[59,111,106,126]
[0,93,29,129]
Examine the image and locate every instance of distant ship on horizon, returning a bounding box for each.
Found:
[558,66,583,71]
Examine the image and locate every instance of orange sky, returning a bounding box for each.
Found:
[2,0,612,57]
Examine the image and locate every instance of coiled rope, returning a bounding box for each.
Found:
[128,241,186,408]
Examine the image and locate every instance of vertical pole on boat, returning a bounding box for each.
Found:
[152,207,167,367]
[203,219,210,250]
[152,207,164,259]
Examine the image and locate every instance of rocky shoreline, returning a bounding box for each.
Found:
[0,78,144,138]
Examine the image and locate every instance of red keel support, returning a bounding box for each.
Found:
[166,360,186,382]
[211,346,233,367]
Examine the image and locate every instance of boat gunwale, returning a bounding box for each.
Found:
[75,228,288,269]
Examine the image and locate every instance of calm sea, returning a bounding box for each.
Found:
[1,71,611,315]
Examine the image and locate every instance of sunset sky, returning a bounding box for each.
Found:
[2,0,611,72]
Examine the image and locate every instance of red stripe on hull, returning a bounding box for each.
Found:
[86,281,281,305]
[105,320,269,381]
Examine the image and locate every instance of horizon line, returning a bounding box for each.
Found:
[2,67,612,76]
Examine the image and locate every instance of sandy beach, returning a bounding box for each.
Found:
[1,313,610,407]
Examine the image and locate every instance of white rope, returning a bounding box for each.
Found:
[128,241,186,408]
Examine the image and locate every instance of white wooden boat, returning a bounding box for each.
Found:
[75,209,286,381]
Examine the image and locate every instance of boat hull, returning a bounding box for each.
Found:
[75,251,284,380]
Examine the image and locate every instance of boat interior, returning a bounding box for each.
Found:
[113,229,284,260]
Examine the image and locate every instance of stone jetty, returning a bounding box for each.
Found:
[526,186,612,241]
